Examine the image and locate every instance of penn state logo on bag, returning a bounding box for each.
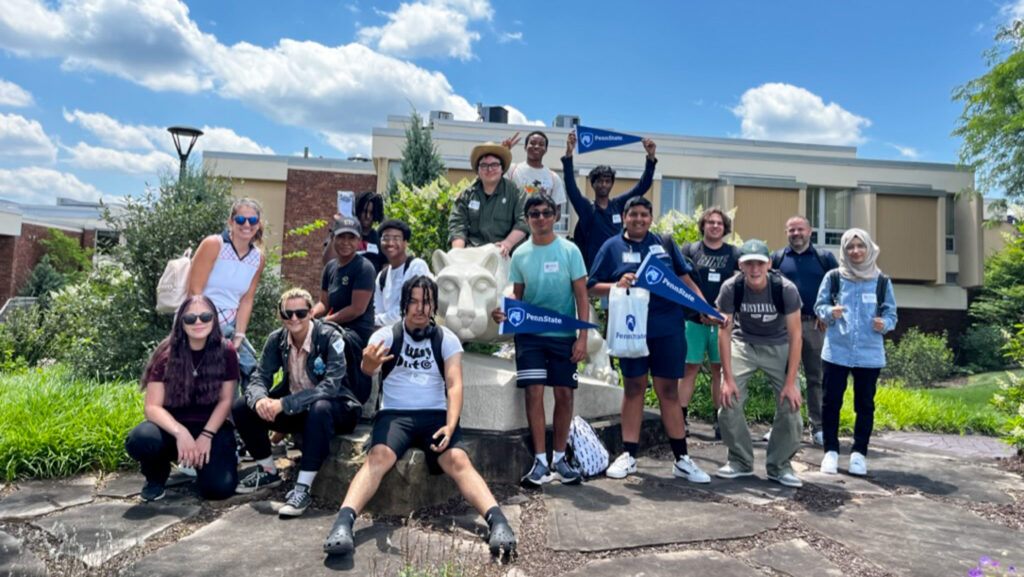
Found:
[626,314,637,332]
[644,266,664,285]
[580,132,593,147]
[507,308,525,327]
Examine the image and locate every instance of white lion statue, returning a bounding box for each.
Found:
[432,244,617,385]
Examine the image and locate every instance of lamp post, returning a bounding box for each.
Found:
[167,126,203,182]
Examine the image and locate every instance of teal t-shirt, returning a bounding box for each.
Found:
[508,236,588,337]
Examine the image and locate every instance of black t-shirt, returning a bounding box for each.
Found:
[359,228,386,272]
[145,342,240,424]
[321,255,376,344]
[684,241,740,307]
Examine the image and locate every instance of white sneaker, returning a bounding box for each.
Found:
[820,451,839,474]
[767,471,803,488]
[605,452,637,479]
[812,431,824,446]
[673,455,711,484]
[761,428,772,442]
[849,452,868,476]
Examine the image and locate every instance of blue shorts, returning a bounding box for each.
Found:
[514,334,578,388]
[618,332,687,380]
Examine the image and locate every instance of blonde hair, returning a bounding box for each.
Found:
[278,287,314,314]
[230,198,264,247]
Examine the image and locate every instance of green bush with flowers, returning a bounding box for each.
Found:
[385,176,471,262]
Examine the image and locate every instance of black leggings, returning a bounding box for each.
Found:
[821,360,881,456]
[232,397,359,472]
[124,421,238,500]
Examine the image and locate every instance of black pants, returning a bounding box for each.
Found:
[124,421,238,500]
[821,360,881,455]
[232,397,359,472]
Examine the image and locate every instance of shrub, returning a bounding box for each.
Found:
[385,177,470,262]
[881,328,957,386]
[652,206,741,249]
[994,323,1024,453]
[38,228,93,283]
[958,324,1012,372]
[0,364,143,481]
[0,305,51,369]
[18,260,66,306]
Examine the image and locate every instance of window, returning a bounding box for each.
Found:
[95,230,120,254]
[946,195,956,253]
[807,187,851,246]
[659,178,716,217]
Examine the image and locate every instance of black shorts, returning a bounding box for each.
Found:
[370,410,465,475]
[514,333,578,388]
[618,332,687,380]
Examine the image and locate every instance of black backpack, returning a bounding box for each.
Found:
[380,323,446,382]
[377,256,416,292]
[771,246,834,272]
[825,269,890,318]
[732,270,786,316]
[320,321,374,405]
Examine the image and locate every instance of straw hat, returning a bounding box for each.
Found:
[470,142,511,172]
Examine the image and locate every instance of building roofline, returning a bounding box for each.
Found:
[203,150,376,173]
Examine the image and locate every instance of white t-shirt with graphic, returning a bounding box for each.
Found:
[506,163,566,206]
[369,324,462,411]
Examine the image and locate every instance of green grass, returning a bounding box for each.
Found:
[0,364,143,482]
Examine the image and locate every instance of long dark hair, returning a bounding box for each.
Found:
[141,295,228,408]
[400,275,438,319]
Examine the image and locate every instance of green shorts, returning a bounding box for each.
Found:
[685,321,720,364]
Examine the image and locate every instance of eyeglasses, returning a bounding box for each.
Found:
[182,312,215,325]
[478,162,502,171]
[280,308,310,320]
[380,235,405,243]
[527,210,555,219]
[233,216,260,225]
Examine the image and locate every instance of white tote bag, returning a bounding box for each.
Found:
[606,285,649,358]
[156,248,192,314]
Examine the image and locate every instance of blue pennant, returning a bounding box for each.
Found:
[499,297,599,335]
[575,125,643,154]
[634,254,724,321]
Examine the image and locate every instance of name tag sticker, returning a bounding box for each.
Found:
[544,261,559,273]
[612,214,622,224]
[862,293,878,304]
[623,252,641,264]
[708,272,722,283]
[648,245,666,255]
[332,340,345,354]
[469,200,481,210]
[366,244,379,254]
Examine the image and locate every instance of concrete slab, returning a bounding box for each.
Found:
[544,476,779,552]
[640,447,799,505]
[800,495,1024,577]
[874,431,1016,461]
[0,529,48,577]
[790,460,891,496]
[96,472,146,498]
[560,550,760,577]
[447,504,521,541]
[0,477,95,520]
[32,500,199,567]
[742,538,844,577]
[125,503,494,576]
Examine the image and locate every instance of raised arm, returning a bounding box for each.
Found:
[187,235,220,296]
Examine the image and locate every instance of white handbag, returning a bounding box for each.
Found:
[568,415,609,477]
[606,285,649,358]
[156,248,192,314]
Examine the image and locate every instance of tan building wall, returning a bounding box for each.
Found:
[983,222,1017,258]
[226,179,286,254]
[876,195,940,282]
[732,187,799,250]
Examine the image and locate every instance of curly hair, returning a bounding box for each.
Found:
[698,206,732,236]
[400,275,439,319]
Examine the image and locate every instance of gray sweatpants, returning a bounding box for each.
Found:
[800,318,825,434]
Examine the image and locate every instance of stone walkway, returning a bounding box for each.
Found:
[1,427,1022,577]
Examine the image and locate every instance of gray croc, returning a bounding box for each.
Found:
[323,515,355,555]
[487,519,516,558]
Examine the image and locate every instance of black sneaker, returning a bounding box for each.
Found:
[235,466,283,494]
[141,481,166,502]
[279,484,312,517]
[323,514,355,555]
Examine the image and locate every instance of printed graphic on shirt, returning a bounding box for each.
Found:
[740,301,779,323]
[697,254,733,270]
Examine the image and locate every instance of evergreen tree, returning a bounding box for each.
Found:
[387,110,445,197]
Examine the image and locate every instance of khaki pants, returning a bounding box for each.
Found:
[800,318,825,434]
[717,340,803,476]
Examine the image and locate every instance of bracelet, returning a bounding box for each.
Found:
[234,332,245,339]
[202,428,216,438]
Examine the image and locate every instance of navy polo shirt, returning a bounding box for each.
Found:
[588,232,691,338]
[774,245,838,316]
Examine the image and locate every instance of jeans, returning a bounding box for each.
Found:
[232,397,359,473]
[821,360,881,455]
[221,319,258,378]
[124,421,238,500]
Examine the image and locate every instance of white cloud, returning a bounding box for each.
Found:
[63,108,158,150]
[732,83,870,146]
[63,142,177,174]
[357,0,492,60]
[0,78,33,107]
[0,167,102,204]
[503,105,543,126]
[887,143,920,160]
[195,126,274,155]
[1002,0,1024,22]
[498,31,523,44]
[0,113,57,162]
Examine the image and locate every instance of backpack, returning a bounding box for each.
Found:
[156,248,192,314]
[733,270,786,316]
[567,415,609,477]
[771,246,834,272]
[380,323,446,383]
[377,256,416,292]
[826,269,890,318]
[319,321,374,405]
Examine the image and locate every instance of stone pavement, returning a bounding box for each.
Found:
[1,427,1022,577]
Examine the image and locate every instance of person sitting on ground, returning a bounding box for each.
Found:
[314,216,376,347]
[373,218,432,328]
[491,193,588,487]
[125,296,239,501]
[232,288,363,517]
[323,276,516,558]
[815,228,897,477]
[448,142,528,258]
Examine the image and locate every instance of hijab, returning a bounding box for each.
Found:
[838,228,882,281]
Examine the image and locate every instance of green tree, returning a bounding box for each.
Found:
[953,23,1024,198]
[38,229,94,282]
[387,110,445,197]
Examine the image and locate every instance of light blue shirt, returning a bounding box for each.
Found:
[814,274,898,368]
[509,236,587,338]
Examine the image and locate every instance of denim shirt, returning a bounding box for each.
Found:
[813,274,898,368]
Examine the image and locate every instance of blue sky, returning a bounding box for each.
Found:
[0,0,1018,205]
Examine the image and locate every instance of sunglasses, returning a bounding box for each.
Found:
[280,308,310,320]
[527,210,555,219]
[233,216,260,226]
[182,312,215,325]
